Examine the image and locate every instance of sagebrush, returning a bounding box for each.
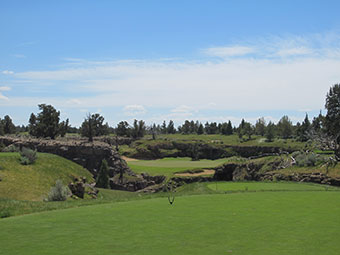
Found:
[47,180,70,201]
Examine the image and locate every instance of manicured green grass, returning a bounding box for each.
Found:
[127,157,229,176]
[1,190,340,254]
[0,152,94,201]
[207,181,340,192]
[144,133,307,149]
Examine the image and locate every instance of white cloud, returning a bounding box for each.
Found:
[275,47,313,57]
[123,104,146,116]
[0,93,9,101]
[4,32,340,124]
[9,56,340,112]
[12,54,26,59]
[171,105,193,113]
[0,86,11,91]
[204,46,254,57]
[2,70,14,75]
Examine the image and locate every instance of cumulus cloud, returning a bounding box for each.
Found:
[123,104,147,116]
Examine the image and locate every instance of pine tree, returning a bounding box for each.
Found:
[197,123,204,135]
[226,120,233,135]
[265,122,275,142]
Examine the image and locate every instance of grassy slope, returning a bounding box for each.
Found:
[1,185,340,255]
[0,152,94,201]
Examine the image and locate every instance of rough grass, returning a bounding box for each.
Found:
[1,187,340,254]
[0,152,94,201]
[126,157,230,177]
[0,188,146,218]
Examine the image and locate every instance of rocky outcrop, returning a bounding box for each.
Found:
[171,176,214,184]
[214,162,264,181]
[68,176,98,199]
[214,161,340,186]
[124,139,294,160]
[260,172,340,186]
[0,136,133,178]
[109,173,166,192]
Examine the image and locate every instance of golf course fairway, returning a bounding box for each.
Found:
[1,191,340,255]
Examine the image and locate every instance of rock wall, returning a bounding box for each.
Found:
[126,140,294,160]
[0,136,133,178]
[214,162,340,186]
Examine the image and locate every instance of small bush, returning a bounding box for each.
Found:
[0,208,12,218]
[2,144,19,152]
[293,151,325,167]
[305,153,317,166]
[47,180,70,201]
[19,147,37,165]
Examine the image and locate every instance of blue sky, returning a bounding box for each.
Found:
[1,0,340,127]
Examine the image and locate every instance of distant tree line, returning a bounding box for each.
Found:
[1,84,340,155]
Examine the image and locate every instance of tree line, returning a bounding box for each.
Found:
[1,84,340,150]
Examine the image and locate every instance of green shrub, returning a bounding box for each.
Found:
[47,180,70,201]
[305,153,317,166]
[19,147,37,165]
[96,160,110,188]
[293,151,325,167]
[2,144,19,152]
[0,208,12,218]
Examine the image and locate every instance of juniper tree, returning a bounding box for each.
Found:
[96,159,110,189]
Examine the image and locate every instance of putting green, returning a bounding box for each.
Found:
[127,157,227,176]
[1,191,340,254]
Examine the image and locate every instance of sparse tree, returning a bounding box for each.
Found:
[296,114,311,141]
[116,121,130,136]
[0,118,4,135]
[197,123,204,135]
[2,115,16,134]
[277,115,293,139]
[167,120,176,134]
[59,118,69,138]
[325,84,340,156]
[29,104,61,139]
[130,119,146,138]
[255,117,266,136]
[161,121,167,134]
[28,113,37,136]
[266,121,275,142]
[226,120,233,135]
[243,122,254,140]
[81,113,109,141]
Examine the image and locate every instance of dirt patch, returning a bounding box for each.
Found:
[121,156,139,162]
[174,169,215,177]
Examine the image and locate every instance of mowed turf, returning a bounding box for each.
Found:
[1,190,340,255]
[126,157,228,176]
